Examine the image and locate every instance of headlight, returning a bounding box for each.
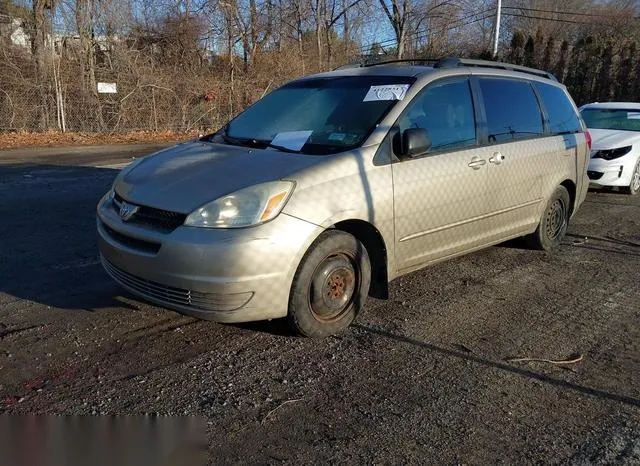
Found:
[184,181,295,228]
[592,146,632,160]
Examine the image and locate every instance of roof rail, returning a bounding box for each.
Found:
[434,57,557,81]
[332,56,557,81]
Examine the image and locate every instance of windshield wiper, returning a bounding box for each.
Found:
[254,140,300,153]
[218,129,300,153]
[220,133,254,148]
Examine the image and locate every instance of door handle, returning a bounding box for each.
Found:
[489,152,505,164]
[468,157,487,170]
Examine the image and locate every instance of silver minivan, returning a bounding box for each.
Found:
[97,58,590,336]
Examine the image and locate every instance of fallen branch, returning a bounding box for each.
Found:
[505,354,584,365]
[261,399,302,424]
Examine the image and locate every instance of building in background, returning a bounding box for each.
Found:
[0,13,29,48]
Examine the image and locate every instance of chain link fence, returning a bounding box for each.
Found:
[0,46,297,134]
[0,79,233,134]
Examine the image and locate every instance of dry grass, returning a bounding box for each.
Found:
[0,130,201,150]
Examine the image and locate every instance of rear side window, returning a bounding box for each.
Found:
[534,82,582,134]
[479,78,544,143]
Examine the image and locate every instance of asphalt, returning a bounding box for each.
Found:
[0,144,639,465]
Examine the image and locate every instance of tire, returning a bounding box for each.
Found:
[622,159,640,195]
[526,185,571,251]
[288,230,371,337]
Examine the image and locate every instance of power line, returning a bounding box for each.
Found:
[360,13,494,54]
[502,5,626,19]
[360,7,495,53]
[362,7,496,50]
[411,13,495,46]
[501,12,608,26]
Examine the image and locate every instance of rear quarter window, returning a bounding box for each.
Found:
[534,82,582,134]
[479,78,544,144]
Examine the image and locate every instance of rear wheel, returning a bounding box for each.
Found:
[526,185,570,251]
[622,159,640,195]
[288,231,371,337]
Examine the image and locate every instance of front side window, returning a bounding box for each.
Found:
[216,76,415,155]
[397,78,477,152]
[534,82,582,134]
[581,108,640,132]
[479,78,544,143]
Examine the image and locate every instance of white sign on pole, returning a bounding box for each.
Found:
[97,82,117,94]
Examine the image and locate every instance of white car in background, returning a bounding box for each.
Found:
[580,102,640,195]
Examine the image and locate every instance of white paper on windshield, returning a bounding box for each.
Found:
[363,84,410,102]
[628,112,640,120]
[270,130,313,151]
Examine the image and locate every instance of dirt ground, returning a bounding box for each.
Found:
[0,145,639,465]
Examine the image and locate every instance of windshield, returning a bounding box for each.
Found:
[581,108,640,132]
[213,76,415,155]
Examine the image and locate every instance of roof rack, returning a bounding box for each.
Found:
[433,57,557,81]
[333,57,439,71]
[333,56,557,81]
[362,58,440,68]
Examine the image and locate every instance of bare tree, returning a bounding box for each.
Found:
[31,0,53,129]
[377,0,410,58]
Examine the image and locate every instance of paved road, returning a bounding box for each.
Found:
[1,145,639,464]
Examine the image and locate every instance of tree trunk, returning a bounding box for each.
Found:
[32,0,50,130]
[343,0,350,59]
[315,0,324,69]
[324,21,332,68]
[76,0,104,131]
[378,0,409,59]
[225,6,235,120]
[249,0,259,64]
[555,40,570,83]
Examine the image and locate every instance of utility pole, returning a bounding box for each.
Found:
[492,0,502,57]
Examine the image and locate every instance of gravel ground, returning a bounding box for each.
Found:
[1,145,639,465]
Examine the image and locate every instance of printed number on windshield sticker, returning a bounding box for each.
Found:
[363,84,410,102]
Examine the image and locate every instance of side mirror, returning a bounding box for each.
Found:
[401,128,431,157]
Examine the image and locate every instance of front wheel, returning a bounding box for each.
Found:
[288,231,371,337]
[622,159,640,195]
[526,185,571,251]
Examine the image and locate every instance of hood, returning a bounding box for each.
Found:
[589,128,640,151]
[114,141,323,213]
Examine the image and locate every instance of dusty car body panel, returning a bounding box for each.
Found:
[98,194,322,321]
[115,141,324,214]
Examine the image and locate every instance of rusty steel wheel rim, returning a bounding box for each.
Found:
[545,198,567,241]
[308,252,358,322]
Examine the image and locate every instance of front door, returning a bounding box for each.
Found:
[392,77,494,272]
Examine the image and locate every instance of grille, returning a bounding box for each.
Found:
[113,192,187,231]
[101,221,161,254]
[587,171,604,180]
[102,259,253,312]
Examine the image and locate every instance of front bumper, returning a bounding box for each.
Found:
[97,193,322,322]
[587,155,637,187]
